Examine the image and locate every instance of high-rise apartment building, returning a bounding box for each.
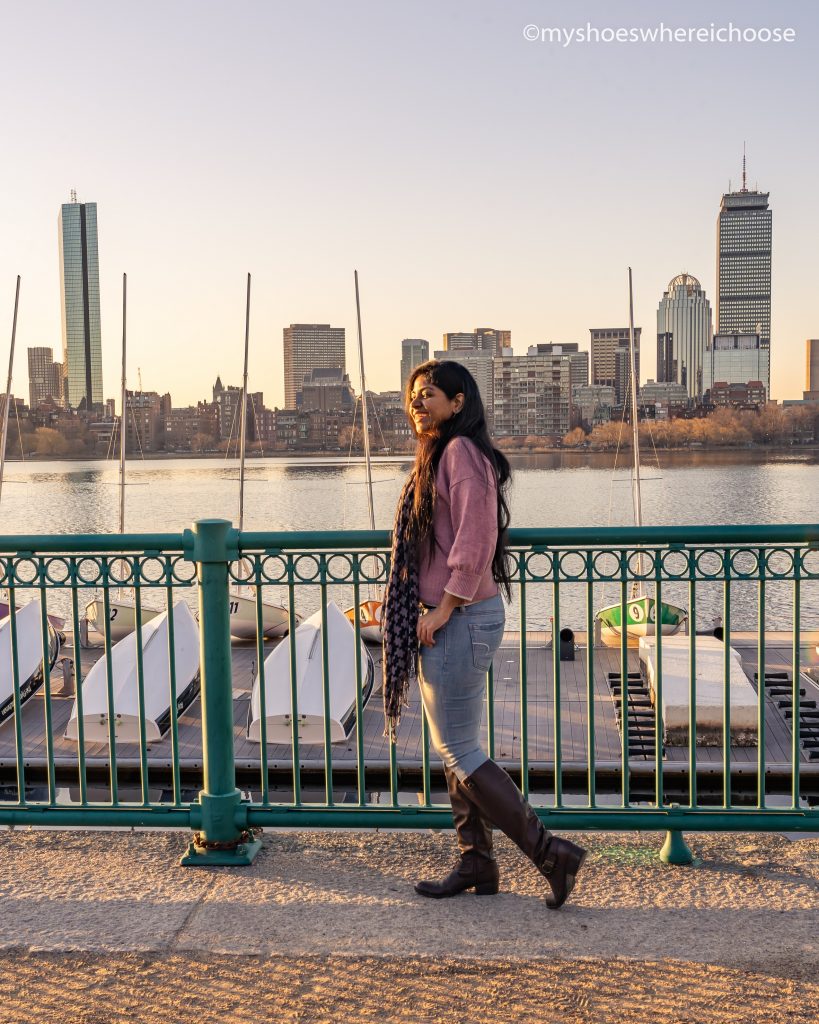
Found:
[493,344,589,436]
[58,195,103,410]
[656,274,712,400]
[27,347,63,408]
[589,328,641,405]
[282,324,345,409]
[716,160,771,395]
[400,338,429,391]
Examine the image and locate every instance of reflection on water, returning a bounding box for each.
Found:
[0,452,817,631]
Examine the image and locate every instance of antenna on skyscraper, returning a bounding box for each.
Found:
[70,188,77,203]
[741,142,747,192]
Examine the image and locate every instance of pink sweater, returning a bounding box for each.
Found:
[418,436,500,607]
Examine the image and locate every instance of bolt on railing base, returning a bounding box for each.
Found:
[180,829,263,867]
[659,829,695,865]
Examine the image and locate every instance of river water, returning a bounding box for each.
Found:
[2,449,818,632]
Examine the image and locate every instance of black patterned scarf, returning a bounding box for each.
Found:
[382,472,420,741]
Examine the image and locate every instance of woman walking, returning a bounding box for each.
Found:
[382,360,586,909]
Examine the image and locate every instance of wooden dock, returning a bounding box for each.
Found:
[2,631,819,798]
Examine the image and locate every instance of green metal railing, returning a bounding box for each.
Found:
[0,519,816,865]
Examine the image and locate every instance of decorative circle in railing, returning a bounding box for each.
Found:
[556,551,587,581]
[762,548,795,579]
[168,555,196,585]
[76,556,105,586]
[523,551,553,582]
[138,556,168,585]
[258,554,289,584]
[627,549,656,580]
[658,549,690,580]
[354,552,388,584]
[728,548,760,580]
[10,557,39,586]
[326,553,355,583]
[592,550,622,582]
[43,557,71,585]
[291,553,323,583]
[694,549,725,580]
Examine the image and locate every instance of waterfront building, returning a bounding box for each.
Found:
[58,194,103,411]
[164,402,221,451]
[433,349,495,425]
[716,159,771,396]
[124,390,167,453]
[299,367,355,413]
[27,347,63,408]
[656,274,712,400]
[400,339,429,391]
[493,345,589,436]
[573,384,616,429]
[589,328,641,405]
[638,380,690,419]
[806,340,819,402]
[212,376,261,442]
[283,324,345,409]
[709,380,766,409]
[702,333,769,400]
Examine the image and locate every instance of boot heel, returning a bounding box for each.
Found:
[474,881,499,895]
[568,848,587,873]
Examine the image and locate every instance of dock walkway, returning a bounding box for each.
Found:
[2,631,819,794]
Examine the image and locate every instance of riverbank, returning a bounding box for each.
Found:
[1,828,817,1023]
[5,444,819,464]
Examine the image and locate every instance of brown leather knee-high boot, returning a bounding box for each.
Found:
[415,764,499,898]
[461,759,586,909]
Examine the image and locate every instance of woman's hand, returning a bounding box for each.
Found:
[417,606,451,647]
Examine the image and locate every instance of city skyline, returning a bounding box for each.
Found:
[0,2,815,408]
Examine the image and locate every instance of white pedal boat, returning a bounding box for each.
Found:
[0,602,62,723]
[227,587,300,641]
[85,595,162,644]
[66,600,200,745]
[248,601,374,745]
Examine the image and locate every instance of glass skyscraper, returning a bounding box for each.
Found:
[656,274,712,400]
[716,168,771,396]
[58,197,103,410]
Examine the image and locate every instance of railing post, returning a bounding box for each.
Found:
[181,518,261,866]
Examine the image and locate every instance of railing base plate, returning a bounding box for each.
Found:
[180,836,263,867]
[659,829,695,866]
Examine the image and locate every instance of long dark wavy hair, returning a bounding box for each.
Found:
[405,359,513,598]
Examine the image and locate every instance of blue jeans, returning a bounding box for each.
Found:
[417,593,505,781]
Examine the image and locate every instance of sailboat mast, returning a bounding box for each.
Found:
[0,276,20,508]
[627,267,642,529]
[238,273,251,533]
[354,270,375,531]
[119,274,127,534]
[627,267,644,590]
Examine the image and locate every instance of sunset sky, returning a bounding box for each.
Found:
[0,0,815,407]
